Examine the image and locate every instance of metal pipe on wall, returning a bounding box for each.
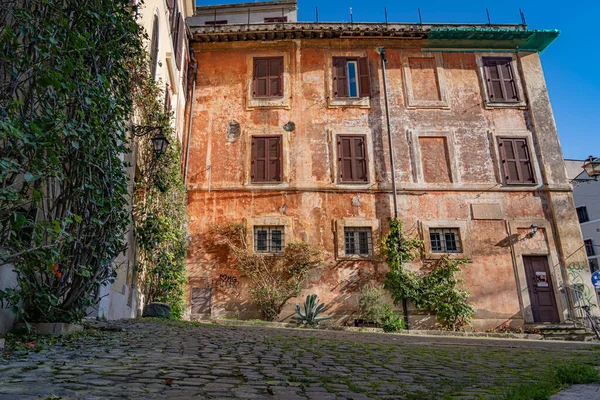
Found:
[183,50,198,188]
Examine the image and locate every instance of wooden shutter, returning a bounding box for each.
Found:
[358,57,371,97]
[171,4,179,43]
[149,15,159,79]
[252,136,282,182]
[484,57,519,102]
[164,84,171,114]
[175,13,184,71]
[333,58,348,98]
[268,58,283,97]
[498,137,535,184]
[253,59,268,97]
[338,135,368,182]
[166,0,175,10]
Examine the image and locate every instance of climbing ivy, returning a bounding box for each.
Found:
[0,0,147,322]
[381,219,474,330]
[132,76,188,319]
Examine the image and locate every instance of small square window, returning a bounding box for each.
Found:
[344,227,372,255]
[254,226,284,253]
[577,206,590,223]
[430,228,462,253]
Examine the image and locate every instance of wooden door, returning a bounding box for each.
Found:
[523,256,559,323]
[191,287,211,314]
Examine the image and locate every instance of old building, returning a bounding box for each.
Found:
[184,3,596,330]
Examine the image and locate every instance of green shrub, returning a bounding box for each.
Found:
[358,286,404,332]
[291,294,331,326]
[380,305,405,332]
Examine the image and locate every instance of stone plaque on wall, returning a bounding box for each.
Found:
[471,203,503,220]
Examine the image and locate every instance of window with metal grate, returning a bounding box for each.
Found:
[344,227,373,255]
[254,226,284,253]
[430,228,462,253]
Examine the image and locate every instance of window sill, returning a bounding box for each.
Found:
[328,97,370,109]
[502,182,538,187]
[426,252,470,261]
[484,100,527,109]
[336,254,377,261]
[406,101,450,109]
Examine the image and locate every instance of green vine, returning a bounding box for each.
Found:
[0,0,147,322]
[132,74,188,320]
[381,218,474,330]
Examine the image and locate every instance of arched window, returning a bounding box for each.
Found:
[150,14,159,79]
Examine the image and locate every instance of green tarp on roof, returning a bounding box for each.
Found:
[425,28,559,52]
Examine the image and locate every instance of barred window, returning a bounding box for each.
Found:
[254,226,284,253]
[430,228,462,253]
[344,227,372,255]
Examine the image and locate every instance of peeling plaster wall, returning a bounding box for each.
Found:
[186,38,594,329]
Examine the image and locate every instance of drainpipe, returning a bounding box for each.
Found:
[183,50,197,187]
[379,47,409,329]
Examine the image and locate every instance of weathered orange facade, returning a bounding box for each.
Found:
[185,22,595,330]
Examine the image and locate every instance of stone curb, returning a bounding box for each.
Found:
[213,319,544,340]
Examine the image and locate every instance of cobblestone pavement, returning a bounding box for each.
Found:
[1,319,600,399]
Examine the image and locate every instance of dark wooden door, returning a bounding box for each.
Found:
[523,256,559,323]
[191,287,211,314]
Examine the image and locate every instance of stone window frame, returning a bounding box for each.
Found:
[401,52,449,109]
[475,53,527,109]
[246,216,293,255]
[334,218,380,261]
[244,129,290,188]
[489,129,541,187]
[328,127,377,188]
[325,50,371,109]
[421,220,471,260]
[409,130,460,185]
[245,51,291,110]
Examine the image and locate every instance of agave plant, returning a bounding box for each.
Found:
[291,294,331,326]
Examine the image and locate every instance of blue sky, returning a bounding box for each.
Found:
[197,0,599,160]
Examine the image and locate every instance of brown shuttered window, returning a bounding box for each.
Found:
[483,57,519,103]
[498,137,536,184]
[251,136,283,183]
[253,57,283,98]
[333,57,371,98]
[149,15,159,79]
[175,13,184,71]
[338,135,368,183]
[166,0,175,10]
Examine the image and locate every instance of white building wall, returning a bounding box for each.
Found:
[95,0,194,321]
[190,0,297,26]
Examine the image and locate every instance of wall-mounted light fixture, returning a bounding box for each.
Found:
[582,155,600,180]
[528,224,539,238]
[132,125,169,157]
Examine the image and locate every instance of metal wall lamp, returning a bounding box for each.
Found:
[582,155,600,180]
[132,125,169,156]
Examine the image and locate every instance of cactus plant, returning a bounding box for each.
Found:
[291,294,331,326]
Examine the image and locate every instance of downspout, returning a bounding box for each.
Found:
[183,50,197,187]
[379,47,408,329]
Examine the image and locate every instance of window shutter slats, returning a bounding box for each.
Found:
[338,135,368,183]
[175,13,184,70]
[358,57,371,97]
[252,57,283,98]
[333,58,348,98]
[483,57,519,103]
[166,0,175,10]
[498,137,535,184]
[251,136,282,183]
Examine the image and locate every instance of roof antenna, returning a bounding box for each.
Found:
[384,7,388,25]
[316,7,318,23]
[486,8,491,25]
[418,8,422,25]
[350,7,353,24]
[519,9,527,27]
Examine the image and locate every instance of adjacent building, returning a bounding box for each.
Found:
[184,2,596,330]
[95,0,195,320]
[566,159,600,274]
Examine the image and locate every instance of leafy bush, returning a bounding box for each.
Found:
[358,285,404,332]
[213,224,322,321]
[291,294,331,326]
[554,362,599,385]
[382,218,474,330]
[379,304,405,332]
[0,0,148,322]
